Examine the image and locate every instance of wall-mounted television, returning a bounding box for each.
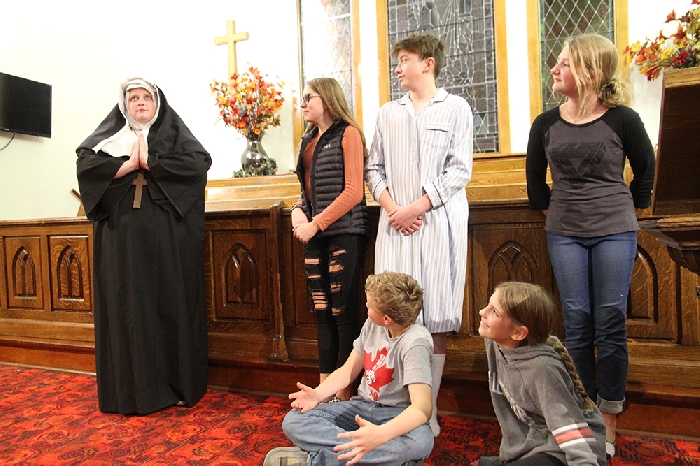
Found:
[0,72,52,138]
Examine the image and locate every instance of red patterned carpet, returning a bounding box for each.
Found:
[1,364,699,465]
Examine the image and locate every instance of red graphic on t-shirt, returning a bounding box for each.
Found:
[364,347,394,401]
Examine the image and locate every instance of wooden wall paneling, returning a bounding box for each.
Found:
[285,230,319,362]
[680,268,700,346]
[463,214,476,336]
[3,197,700,438]
[212,231,268,321]
[0,221,95,372]
[267,202,288,361]
[444,202,553,382]
[0,312,94,340]
[469,204,557,335]
[277,212,314,362]
[203,223,213,323]
[4,236,44,310]
[0,233,5,310]
[627,341,700,389]
[49,235,92,313]
[206,209,279,360]
[0,340,95,373]
[291,235,314,327]
[627,230,678,340]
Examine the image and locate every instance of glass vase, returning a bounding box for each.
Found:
[241,133,267,168]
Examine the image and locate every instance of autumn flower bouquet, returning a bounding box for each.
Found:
[625,0,700,81]
[211,66,284,176]
[210,66,284,138]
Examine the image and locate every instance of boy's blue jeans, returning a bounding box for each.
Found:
[547,231,637,414]
[282,398,434,465]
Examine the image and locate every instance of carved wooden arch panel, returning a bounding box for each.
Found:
[211,230,270,322]
[13,248,37,297]
[487,240,539,293]
[225,243,258,307]
[50,236,92,312]
[57,247,82,299]
[5,236,43,309]
[626,231,678,341]
[469,223,553,335]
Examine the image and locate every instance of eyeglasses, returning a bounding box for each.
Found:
[301,93,321,105]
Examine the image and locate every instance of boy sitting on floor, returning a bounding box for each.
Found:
[264,271,434,466]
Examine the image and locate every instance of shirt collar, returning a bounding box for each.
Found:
[399,88,448,105]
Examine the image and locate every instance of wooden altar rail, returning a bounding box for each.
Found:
[204,157,541,209]
[1,157,700,438]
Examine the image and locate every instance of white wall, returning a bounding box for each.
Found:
[627,1,696,147]
[0,0,299,220]
[504,0,532,154]
[502,0,696,153]
[0,0,692,220]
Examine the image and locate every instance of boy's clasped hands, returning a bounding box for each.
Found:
[289,381,387,465]
[387,205,422,235]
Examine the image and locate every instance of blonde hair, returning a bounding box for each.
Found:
[304,77,367,158]
[365,272,423,327]
[565,33,631,116]
[495,281,596,412]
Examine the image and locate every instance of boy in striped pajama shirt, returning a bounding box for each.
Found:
[365,33,473,438]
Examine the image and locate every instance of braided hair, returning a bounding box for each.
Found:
[495,282,596,412]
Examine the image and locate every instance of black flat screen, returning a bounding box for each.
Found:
[0,72,52,138]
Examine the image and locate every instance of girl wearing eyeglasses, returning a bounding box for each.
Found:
[291,77,369,402]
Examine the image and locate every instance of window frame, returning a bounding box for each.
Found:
[375,0,511,157]
[294,0,363,145]
[526,0,629,122]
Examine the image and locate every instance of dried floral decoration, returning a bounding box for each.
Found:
[210,67,284,138]
[626,0,700,81]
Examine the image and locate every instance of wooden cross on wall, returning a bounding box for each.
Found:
[214,20,249,78]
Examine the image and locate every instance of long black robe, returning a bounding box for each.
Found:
[77,89,211,415]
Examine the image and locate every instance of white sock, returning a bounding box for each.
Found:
[430,353,445,437]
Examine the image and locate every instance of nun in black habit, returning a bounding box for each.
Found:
[77,78,211,415]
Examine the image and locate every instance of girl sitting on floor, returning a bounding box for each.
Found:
[474,282,606,466]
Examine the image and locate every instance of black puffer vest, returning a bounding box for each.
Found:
[295,120,368,238]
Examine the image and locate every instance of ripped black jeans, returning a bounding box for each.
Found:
[304,234,363,374]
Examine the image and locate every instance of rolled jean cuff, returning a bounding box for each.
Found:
[597,395,625,414]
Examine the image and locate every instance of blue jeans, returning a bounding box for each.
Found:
[282,398,434,465]
[547,231,637,414]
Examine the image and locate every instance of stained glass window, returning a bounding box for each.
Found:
[299,0,355,112]
[540,0,615,111]
[387,0,499,153]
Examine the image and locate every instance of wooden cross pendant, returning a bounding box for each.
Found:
[132,171,147,209]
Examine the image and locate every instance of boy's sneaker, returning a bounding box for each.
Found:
[262,446,309,466]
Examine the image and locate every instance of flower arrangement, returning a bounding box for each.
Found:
[210,66,284,138]
[625,0,700,81]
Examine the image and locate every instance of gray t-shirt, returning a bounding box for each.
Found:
[354,318,433,407]
[526,106,655,237]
